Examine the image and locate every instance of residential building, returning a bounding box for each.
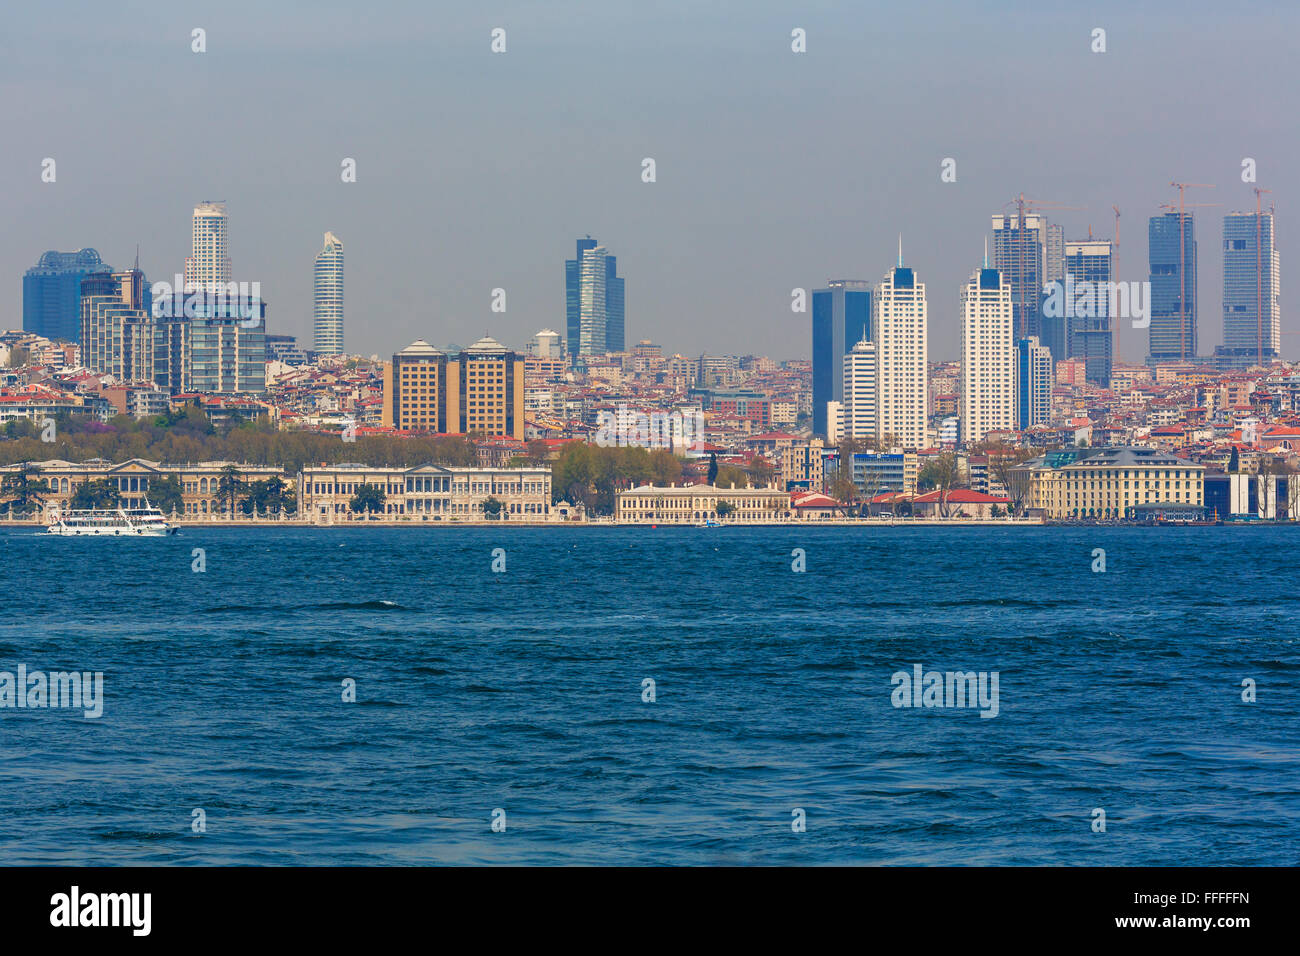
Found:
[1017,336,1053,429]
[873,253,928,448]
[313,231,344,356]
[184,202,231,292]
[842,335,877,439]
[959,258,1016,445]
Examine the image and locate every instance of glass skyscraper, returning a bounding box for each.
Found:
[23,248,112,342]
[991,213,1044,342]
[1065,239,1113,386]
[565,237,625,356]
[313,232,344,356]
[1217,211,1279,368]
[1148,212,1198,364]
[811,280,871,437]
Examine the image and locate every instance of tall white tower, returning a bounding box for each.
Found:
[842,335,877,440]
[959,250,1016,445]
[184,201,231,292]
[873,242,928,449]
[314,232,345,356]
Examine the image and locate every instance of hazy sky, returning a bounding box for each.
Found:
[2,0,1295,362]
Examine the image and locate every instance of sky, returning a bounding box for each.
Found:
[2,0,1296,362]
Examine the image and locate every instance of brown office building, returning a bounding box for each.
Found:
[383,336,524,439]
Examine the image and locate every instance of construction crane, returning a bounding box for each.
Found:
[1112,205,1121,363]
[1253,187,1273,366]
[1163,182,1218,362]
[1000,193,1084,339]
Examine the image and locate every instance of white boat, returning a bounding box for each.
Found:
[46,504,177,536]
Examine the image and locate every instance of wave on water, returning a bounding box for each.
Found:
[200,600,410,613]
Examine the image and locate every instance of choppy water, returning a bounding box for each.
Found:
[0,526,1296,865]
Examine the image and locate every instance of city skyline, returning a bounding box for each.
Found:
[3,2,1292,362]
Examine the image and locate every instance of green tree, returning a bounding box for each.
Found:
[707,452,719,485]
[714,500,735,519]
[349,483,386,515]
[216,465,244,518]
[1,462,50,512]
[148,473,184,515]
[1228,446,1240,473]
[70,478,121,510]
[482,495,504,519]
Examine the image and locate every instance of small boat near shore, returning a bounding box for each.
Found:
[45,504,177,536]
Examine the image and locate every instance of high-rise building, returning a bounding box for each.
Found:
[842,335,877,440]
[146,290,267,394]
[184,202,231,292]
[1148,212,1198,364]
[1064,239,1114,386]
[992,212,1044,341]
[80,268,151,381]
[23,249,112,342]
[528,329,564,360]
[959,257,1016,445]
[1044,223,1065,283]
[873,251,927,449]
[1217,210,1280,368]
[565,237,624,356]
[313,232,344,356]
[811,279,871,436]
[1017,336,1053,429]
[383,337,524,439]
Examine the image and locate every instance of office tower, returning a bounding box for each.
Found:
[565,237,624,356]
[313,232,344,356]
[811,279,871,436]
[1064,239,1114,386]
[959,257,1016,445]
[184,202,231,292]
[458,337,524,439]
[1017,336,1053,429]
[383,339,454,431]
[1218,210,1280,368]
[842,336,877,440]
[873,248,927,449]
[1044,223,1065,283]
[1148,212,1198,364]
[991,212,1044,342]
[23,249,112,342]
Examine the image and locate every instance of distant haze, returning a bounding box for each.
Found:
[2,0,1294,361]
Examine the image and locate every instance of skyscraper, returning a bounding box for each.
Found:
[811,279,871,436]
[1017,336,1053,429]
[565,237,625,356]
[842,335,877,440]
[1044,223,1065,283]
[1218,210,1279,368]
[184,202,231,292]
[23,249,112,342]
[1148,212,1198,364]
[1064,239,1114,386]
[872,249,927,449]
[314,232,345,356]
[992,212,1044,342]
[80,268,151,381]
[960,255,1016,445]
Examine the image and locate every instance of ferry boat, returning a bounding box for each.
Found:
[46,504,177,536]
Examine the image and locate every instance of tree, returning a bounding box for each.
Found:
[715,500,735,519]
[707,452,719,485]
[1,462,50,512]
[349,483,386,516]
[917,452,964,517]
[482,495,504,519]
[240,475,294,516]
[1228,446,1240,473]
[148,473,184,515]
[985,445,1037,517]
[70,478,121,510]
[216,465,244,517]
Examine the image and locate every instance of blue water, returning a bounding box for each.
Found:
[0,526,1296,865]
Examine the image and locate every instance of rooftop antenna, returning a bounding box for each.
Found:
[897,234,903,267]
[983,237,989,268]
